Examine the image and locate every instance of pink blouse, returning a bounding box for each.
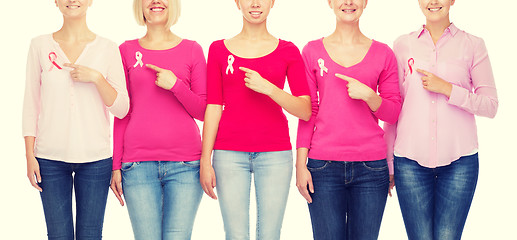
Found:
[384,24,498,173]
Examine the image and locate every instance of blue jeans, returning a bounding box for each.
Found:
[394,154,479,240]
[37,157,112,240]
[213,150,293,240]
[307,158,389,240]
[121,161,203,240]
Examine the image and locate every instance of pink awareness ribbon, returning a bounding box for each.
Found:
[48,52,62,71]
[407,58,414,75]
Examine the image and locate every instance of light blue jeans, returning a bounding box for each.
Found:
[213,150,293,240]
[121,161,203,240]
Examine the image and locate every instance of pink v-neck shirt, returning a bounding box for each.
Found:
[22,34,130,163]
[384,24,498,171]
[297,39,401,166]
[112,39,207,170]
[207,39,309,151]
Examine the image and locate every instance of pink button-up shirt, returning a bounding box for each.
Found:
[22,34,129,163]
[384,24,498,173]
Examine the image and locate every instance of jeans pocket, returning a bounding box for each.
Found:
[362,159,388,171]
[307,158,330,172]
[181,160,201,168]
[121,162,139,172]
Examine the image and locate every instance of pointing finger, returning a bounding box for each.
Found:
[146,64,163,72]
[63,63,79,69]
[416,69,430,76]
[239,67,255,74]
[335,73,355,82]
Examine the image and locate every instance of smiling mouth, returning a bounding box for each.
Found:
[150,7,165,12]
[428,7,442,12]
[250,11,262,16]
[342,9,356,13]
[67,5,80,9]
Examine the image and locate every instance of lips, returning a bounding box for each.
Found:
[428,7,442,12]
[150,7,165,12]
[341,9,356,13]
[67,5,80,9]
[250,11,262,17]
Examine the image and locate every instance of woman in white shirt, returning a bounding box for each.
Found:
[22,0,129,239]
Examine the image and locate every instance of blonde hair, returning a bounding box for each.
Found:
[133,0,181,28]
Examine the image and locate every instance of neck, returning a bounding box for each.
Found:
[57,17,91,41]
[143,24,174,42]
[329,20,366,44]
[238,19,271,40]
[425,18,451,40]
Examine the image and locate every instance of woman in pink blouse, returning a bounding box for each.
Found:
[22,0,129,239]
[384,0,498,239]
[110,0,207,239]
[296,0,401,239]
[199,0,311,239]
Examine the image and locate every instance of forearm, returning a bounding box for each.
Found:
[171,81,207,120]
[200,105,222,166]
[94,76,118,107]
[296,148,309,169]
[24,136,35,157]
[269,87,311,121]
[364,92,382,112]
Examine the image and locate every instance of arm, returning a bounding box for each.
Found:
[169,42,207,120]
[22,40,42,192]
[334,48,402,124]
[200,104,221,200]
[110,44,131,206]
[447,39,498,118]
[295,45,319,203]
[239,67,311,121]
[199,43,222,200]
[63,44,130,119]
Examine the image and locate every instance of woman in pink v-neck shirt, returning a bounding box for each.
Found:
[384,1,498,239]
[110,0,207,239]
[295,1,401,239]
[22,0,129,239]
[199,1,311,239]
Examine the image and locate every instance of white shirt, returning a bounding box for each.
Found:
[22,34,129,163]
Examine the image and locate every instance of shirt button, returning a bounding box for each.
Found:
[432,101,435,104]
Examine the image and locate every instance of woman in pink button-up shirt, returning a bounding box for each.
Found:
[384,0,498,239]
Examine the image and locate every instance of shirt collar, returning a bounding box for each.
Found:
[416,23,459,38]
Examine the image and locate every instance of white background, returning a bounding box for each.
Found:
[1,0,516,239]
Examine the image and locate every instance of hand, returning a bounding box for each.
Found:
[200,163,217,200]
[388,174,395,197]
[296,166,314,203]
[240,67,275,96]
[110,170,124,206]
[64,63,103,84]
[146,64,177,90]
[335,73,376,101]
[26,155,42,192]
[416,69,452,97]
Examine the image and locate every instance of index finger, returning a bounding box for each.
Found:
[63,63,79,69]
[416,69,430,76]
[334,73,355,82]
[146,64,163,72]
[239,67,256,74]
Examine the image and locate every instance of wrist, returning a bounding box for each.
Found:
[93,72,105,85]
